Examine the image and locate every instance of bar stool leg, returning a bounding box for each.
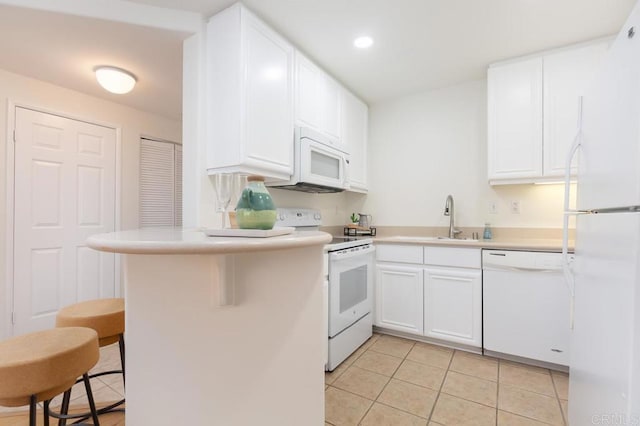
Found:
[58,389,71,426]
[82,373,100,426]
[119,333,125,386]
[29,395,37,426]
[43,399,50,426]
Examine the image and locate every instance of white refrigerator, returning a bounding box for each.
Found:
[565,2,640,425]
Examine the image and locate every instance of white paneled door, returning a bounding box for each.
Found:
[13,107,116,335]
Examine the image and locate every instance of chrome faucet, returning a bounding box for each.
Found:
[443,195,462,239]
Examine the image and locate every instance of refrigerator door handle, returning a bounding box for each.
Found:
[563,96,584,215]
[562,211,578,330]
[562,96,587,329]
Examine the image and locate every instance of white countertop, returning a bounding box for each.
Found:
[374,235,573,251]
[87,227,332,255]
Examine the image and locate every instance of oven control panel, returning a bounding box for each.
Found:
[276,208,322,228]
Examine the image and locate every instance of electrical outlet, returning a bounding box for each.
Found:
[488,201,498,215]
[510,200,521,214]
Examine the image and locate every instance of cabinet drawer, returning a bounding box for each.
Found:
[424,247,481,269]
[376,244,423,264]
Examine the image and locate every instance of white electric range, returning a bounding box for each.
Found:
[276,208,375,371]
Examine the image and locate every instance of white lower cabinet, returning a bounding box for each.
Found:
[375,264,424,335]
[375,244,481,348]
[424,267,482,347]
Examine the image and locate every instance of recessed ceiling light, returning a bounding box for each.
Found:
[354,36,374,49]
[94,66,137,94]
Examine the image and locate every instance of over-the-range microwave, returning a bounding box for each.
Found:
[268,127,350,193]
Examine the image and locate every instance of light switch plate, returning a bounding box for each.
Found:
[488,201,498,214]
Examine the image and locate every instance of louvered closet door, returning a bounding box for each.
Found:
[139,138,182,227]
[174,145,182,226]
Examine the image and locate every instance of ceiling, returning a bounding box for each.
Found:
[1,0,636,121]
[0,4,186,120]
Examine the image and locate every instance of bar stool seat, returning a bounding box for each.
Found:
[56,298,124,347]
[0,327,100,425]
[55,298,125,422]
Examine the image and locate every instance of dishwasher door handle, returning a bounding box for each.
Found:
[483,266,562,273]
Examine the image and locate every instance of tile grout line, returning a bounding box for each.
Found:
[371,338,446,421]
[323,333,381,385]
[323,334,388,424]
[327,334,566,425]
[551,372,568,426]
[434,351,502,412]
[498,360,566,399]
[426,347,456,424]
[374,400,431,421]
[496,359,501,426]
[497,407,557,425]
[357,338,416,424]
[497,358,560,425]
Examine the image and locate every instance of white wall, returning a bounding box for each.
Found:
[0,68,181,339]
[198,78,571,231]
[362,79,570,229]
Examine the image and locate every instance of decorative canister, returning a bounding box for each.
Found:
[235,175,277,230]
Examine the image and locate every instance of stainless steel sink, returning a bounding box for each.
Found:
[384,236,479,242]
[435,236,479,242]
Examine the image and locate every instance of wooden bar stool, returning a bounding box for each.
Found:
[55,298,125,421]
[0,327,101,426]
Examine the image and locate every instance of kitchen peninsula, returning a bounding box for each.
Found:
[87,228,331,425]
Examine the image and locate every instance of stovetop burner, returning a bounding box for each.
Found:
[326,235,373,251]
[329,236,365,245]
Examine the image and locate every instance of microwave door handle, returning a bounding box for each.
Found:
[343,157,350,188]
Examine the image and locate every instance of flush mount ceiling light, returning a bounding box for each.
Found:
[353,36,374,49]
[94,66,137,94]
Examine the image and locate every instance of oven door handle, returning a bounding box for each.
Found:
[329,245,376,260]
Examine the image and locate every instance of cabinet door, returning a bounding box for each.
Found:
[321,76,342,141]
[341,89,368,192]
[543,41,609,177]
[243,14,294,174]
[488,57,543,182]
[206,4,293,180]
[295,52,322,130]
[375,264,423,335]
[424,267,482,347]
[295,52,343,144]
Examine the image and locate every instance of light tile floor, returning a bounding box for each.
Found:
[0,343,125,418]
[325,333,569,426]
[2,334,570,426]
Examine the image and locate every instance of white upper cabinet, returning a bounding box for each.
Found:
[488,57,544,182]
[543,42,610,177]
[341,89,368,192]
[295,53,322,131]
[206,4,294,180]
[322,75,341,140]
[488,39,609,184]
[295,52,343,145]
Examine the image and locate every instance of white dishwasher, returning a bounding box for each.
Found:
[482,249,572,367]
